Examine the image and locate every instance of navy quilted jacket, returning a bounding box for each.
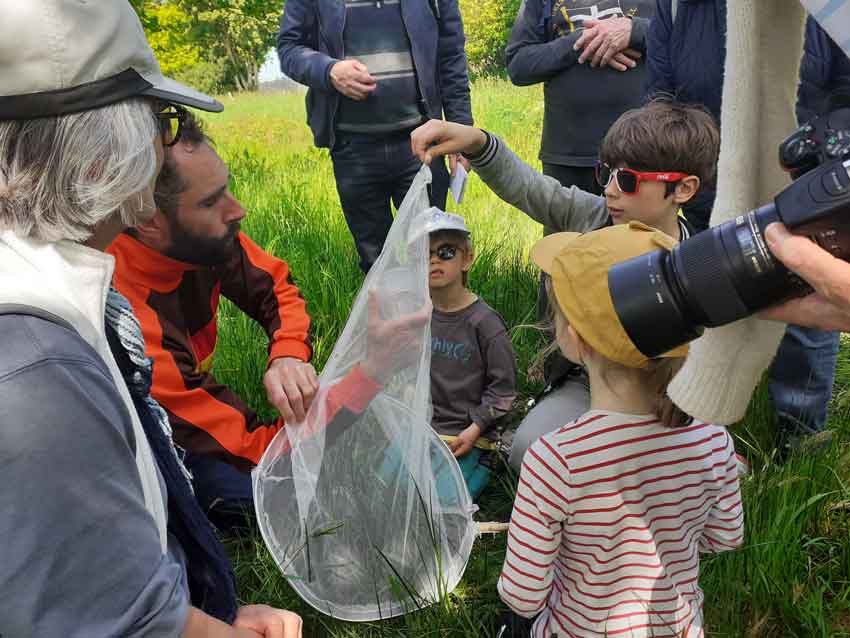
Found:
[644,0,726,122]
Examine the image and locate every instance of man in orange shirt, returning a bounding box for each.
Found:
[110,111,325,531]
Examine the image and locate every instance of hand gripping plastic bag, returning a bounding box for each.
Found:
[253,166,476,621]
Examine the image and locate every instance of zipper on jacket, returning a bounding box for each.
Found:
[403,0,433,117]
[328,5,346,150]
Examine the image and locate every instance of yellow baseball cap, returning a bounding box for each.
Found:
[530,221,689,369]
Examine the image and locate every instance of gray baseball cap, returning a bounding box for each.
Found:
[421,207,470,235]
[0,0,223,120]
[407,207,471,245]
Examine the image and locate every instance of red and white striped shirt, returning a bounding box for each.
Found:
[498,411,743,638]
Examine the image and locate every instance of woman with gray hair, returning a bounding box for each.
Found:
[0,1,301,637]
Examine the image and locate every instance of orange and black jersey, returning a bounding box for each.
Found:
[109,232,314,471]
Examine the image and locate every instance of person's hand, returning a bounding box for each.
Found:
[574,17,633,67]
[411,120,487,166]
[448,152,471,176]
[330,59,376,101]
[233,605,302,638]
[606,47,641,72]
[264,357,319,423]
[758,222,850,331]
[448,423,482,458]
[360,290,431,383]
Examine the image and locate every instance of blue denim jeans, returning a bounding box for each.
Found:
[331,129,449,273]
[767,324,839,438]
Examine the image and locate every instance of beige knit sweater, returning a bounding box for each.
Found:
[667,0,808,425]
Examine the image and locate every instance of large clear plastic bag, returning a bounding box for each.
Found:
[253,166,476,621]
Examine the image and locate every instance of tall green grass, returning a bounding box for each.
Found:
[207,79,850,637]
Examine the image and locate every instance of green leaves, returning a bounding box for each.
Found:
[132,0,282,92]
[459,0,522,77]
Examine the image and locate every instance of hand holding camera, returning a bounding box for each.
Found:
[758,221,850,331]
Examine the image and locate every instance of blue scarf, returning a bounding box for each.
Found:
[105,288,238,623]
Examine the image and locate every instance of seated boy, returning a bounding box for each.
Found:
[410,101,720,469]
[424,209,517,499]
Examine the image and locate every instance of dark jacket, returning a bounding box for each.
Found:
[506,0,653,166]
[644,0,726,122]
[277,0,473,149]
[798,16,850,125]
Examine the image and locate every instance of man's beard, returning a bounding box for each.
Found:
[164,219,241,266]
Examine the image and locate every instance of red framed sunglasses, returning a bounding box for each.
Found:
[595,162,688,195]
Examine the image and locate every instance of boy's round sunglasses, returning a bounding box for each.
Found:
[595,162,688,195]
[430,244,459,261]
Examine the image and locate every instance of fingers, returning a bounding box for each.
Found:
[274,610,303,638]
[758,294,850,331]
[281,376,304,422]
[410,120,443,162]
[452,439,473,458]
[608,51,633,72]
[573,23,598,50]
[579,36,604,65]
[449,153,458,176]
[622,47,643,59]
[259,609,303,638]
[264,373,292,422]
[766,223,850,310]
[234,605,302,638]
[591,38,612,67]
[421,142,458,164]
[599,40,622,67]
[343,79,377,101]
[265,360,320,424]
[293,364,319,415]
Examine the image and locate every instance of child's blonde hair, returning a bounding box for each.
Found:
[542,277,683,398]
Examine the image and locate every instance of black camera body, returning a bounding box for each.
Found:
[609,104,850,359]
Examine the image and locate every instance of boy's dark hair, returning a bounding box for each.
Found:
[155,110,211,219]
[599,100,720,196]
[430,229,472,286]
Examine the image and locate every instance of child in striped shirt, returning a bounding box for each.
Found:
[498,222,744,638]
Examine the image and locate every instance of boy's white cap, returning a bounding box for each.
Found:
[0,0,223,120]
[421,207,470,235]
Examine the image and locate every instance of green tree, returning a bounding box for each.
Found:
[176,0,281,92]
[144,3,202,77]
[459,0,522,76]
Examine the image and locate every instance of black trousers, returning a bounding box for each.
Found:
[331,129,449,273]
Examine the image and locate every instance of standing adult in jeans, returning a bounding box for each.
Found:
[506,0,654,389]
[766,16,850,453]
[277,0,473,273]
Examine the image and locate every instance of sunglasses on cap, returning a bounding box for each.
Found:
[430,243,459,261]
[156,103,188,147]
[595,162,688,195]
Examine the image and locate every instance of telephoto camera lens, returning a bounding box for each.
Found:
[609,157,850,358]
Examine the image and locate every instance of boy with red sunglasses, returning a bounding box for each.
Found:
[410,101,720,469]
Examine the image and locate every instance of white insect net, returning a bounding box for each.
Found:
[253,166,476,621]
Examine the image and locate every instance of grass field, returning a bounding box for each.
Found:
[205,79,850,637]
